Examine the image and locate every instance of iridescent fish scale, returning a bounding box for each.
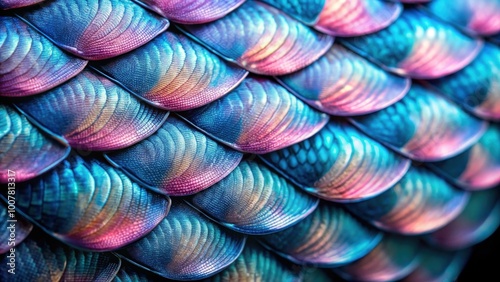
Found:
[426,188,500,249]
[5,155,170,251]
[0,104,69,183]
[427,0,500,36]
[278,43,410,116]
[59,247,121,281]
[335,235,419,282]
[426,42,500,120]
[346,166,470,235]
[119,201,246,280]
[0,0,44,9]
[1,236,65,281]
[114,263,164,282]
[261,201,382,266]
[261,120,410,202]
[209,241,301,282]
[313,0,402,37]
[351,84,487,161]
[137,0,246,24]
[428,124,500,190]
[15,70,169,151]
[262,0,401,36]
[0,203,32,254]
[342,8,483,79]
[261,0,325,24]
[183,0,333,75]
[97,31,247,111]
[181,76,329,154]
[0,16,87,97]
[401,245,470,282]
[1,0,499,280]
[105,116,243,196]
[0,232,121,282]
[190,159,318,234]
[20,0,169,60]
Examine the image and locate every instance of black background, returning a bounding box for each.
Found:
[458,226,499,281]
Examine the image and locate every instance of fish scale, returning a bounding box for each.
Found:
[1,0,499,281]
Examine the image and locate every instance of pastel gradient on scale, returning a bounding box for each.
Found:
[183,0,333,75]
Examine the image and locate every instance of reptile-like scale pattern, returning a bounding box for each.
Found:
[1,0,499,281]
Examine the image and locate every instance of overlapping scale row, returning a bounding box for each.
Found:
[341,8,482,79]
[260,201,382,266]
[105,116,242,196]
[277,44,409,116]
[335,235,419,282]
[1,0,499,280]
[15,70,168,151]
[119,201,246,281]
[0,16,87,97]
[208,241,301,282]
[182,0,333,75]
[1,155,170,251]
[19,0,169,60]
[402,245,470,282]
[97,31,247,111]
[137,0,246,24]
[426,43,500,121]
[426,0,500,36]
[428,124,500,190]
[263,0,401,36]
[426,188,500,250]
[0,0,44,10]
[0,232,121,282]
[350,84,486,161]
[0,203,32,254]
[346,166,469,235]
[190,159,318,235]
[181,76,329,154]
[261,120,410,202]
[0,104,69,183]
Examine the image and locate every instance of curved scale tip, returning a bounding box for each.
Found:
[425,189,500,250]
[314,0,402,37]
[277,43,410,116]
[427,0,500,36]
[260,202,383,267]
[346,166,470,235]
[190,159,318,235]
[0,16,87,97]
[181,76,329,154]
[137,0,246,24]
[20,0,169,60]
[0,104,70,184]
[428,124,500,190]
[182,1,333,75]
[119,201,246,280]
[105,116,243,196]
[334,234,420,282]
[341,8,483,79]
[350,84,487,162]
[260,120,411,203]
